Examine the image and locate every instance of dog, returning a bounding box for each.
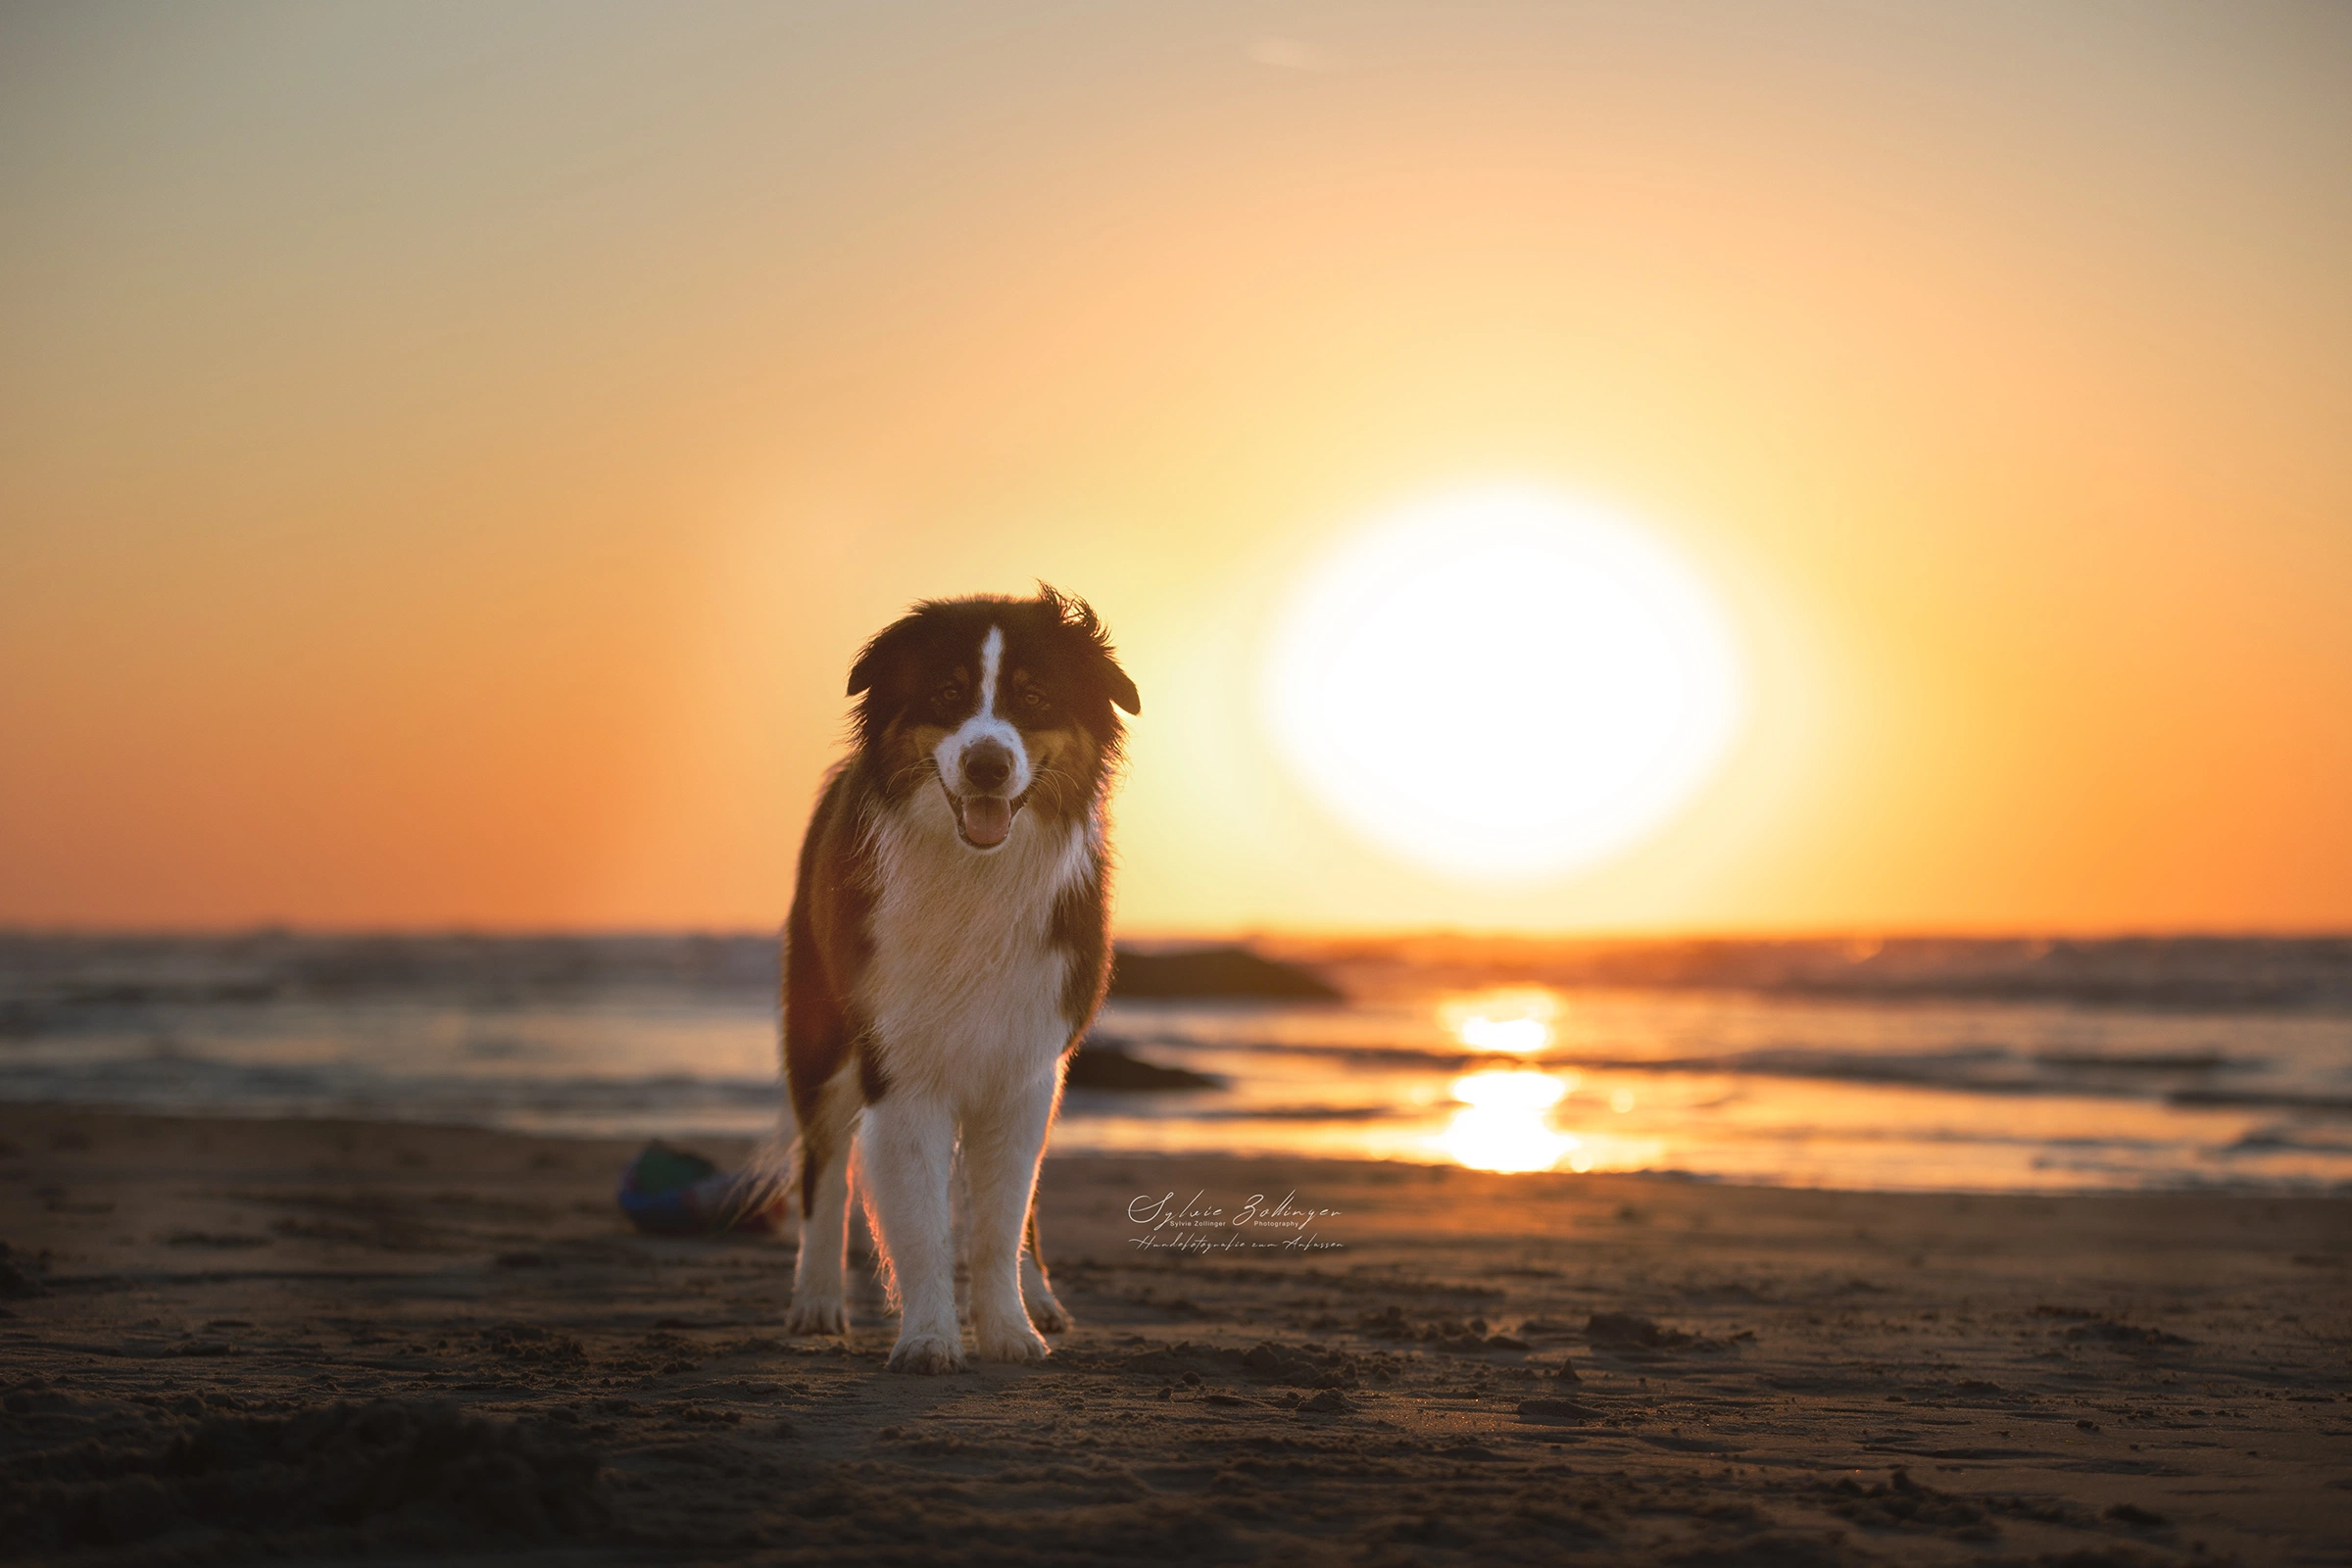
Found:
[779,586,1140,1373]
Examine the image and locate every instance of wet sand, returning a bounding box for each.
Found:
[3,1105,2346,1565]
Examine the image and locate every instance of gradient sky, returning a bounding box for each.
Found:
[3,1,2347,934]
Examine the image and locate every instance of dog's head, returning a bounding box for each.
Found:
[848,585,1141,852]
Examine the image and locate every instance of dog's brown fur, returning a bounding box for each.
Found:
[778,586,1138,1367]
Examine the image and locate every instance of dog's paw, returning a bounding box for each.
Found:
[885,1333,968,1375]
[972,1320,1052,1364]
[1024,1291,1074,1335]
[784,1298,847,1337]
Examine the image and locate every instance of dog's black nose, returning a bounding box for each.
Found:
[961,742,1013,793]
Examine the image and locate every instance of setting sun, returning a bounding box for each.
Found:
[1262,487,1745,883]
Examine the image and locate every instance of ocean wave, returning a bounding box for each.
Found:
[10,932,2352,1012]
[1091,1032,2306,1104]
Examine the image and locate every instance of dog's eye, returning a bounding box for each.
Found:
[1020,688,1048,710]
[934,684,963,710]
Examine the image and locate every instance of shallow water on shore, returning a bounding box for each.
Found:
[1073,988,2352,1192]
[2,935,2347,1194]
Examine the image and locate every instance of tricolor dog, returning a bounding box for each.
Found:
[780,587,1140,1373]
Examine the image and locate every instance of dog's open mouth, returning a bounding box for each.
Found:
[947,787,1026,850]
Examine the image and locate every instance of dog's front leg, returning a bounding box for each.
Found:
[959,1072,1056,1363]
[859,1094,965,1374]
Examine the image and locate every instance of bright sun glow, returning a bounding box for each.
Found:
[1264,485,1745,881]
[1437,1069,1585,1174]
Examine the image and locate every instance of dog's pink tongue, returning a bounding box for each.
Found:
[962,797,1012,847]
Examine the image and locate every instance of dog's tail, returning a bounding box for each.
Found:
[710,1129,802,1234]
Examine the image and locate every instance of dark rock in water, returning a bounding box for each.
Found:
[1107,946,1343,1001]
[1063,1044,1223,1092]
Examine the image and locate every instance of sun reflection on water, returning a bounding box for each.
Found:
[1432,990,1583,1171]
[1437,1069,1587,1173]
[1440,988,1558,1055]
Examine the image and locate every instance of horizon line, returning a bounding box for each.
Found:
[4,923,2348,945]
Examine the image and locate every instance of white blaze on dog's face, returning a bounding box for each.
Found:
[846,588,1143,855]
[933,627,1033,851]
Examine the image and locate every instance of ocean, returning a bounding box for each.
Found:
[3,932,2347,1195]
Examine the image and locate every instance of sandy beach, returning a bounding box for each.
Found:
[3,1104,2346,1565]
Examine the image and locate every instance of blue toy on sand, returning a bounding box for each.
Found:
[615,1142,788,1237]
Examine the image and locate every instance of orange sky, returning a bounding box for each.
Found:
[2,3,2347,934]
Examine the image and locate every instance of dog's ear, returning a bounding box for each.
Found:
[1036,582,1141,716]
[1101,654,1141,715]
[847,613,923,699]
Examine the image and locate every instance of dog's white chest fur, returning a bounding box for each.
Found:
[859,787,1090,1102]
